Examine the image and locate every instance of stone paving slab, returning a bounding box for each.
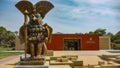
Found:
[0,64,14,68]
[14,65,48,68]
[49,65,71,68]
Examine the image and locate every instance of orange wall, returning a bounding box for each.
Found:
[46,34,99,50]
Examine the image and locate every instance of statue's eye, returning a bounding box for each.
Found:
[36,15,40,18]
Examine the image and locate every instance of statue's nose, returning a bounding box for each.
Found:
[32,16,37,21]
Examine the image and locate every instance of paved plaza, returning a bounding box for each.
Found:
[0,50,120,68]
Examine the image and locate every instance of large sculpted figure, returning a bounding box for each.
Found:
[16,0,54,58]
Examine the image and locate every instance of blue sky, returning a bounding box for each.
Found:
[0,0,120,34]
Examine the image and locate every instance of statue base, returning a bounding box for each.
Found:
[14,57,48,68]
[19,57,45,65]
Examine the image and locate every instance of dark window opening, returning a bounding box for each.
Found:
[64,39,81,50]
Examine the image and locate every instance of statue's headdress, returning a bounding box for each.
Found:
[15,0,54,19]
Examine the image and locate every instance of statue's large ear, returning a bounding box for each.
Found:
[15,0,33,15]
[35,1,54,19]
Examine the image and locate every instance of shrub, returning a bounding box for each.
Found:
[114,39,120,44]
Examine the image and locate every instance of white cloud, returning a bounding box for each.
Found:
[88,0,109,4]
[64,3,119,20]
[91,8,117,16]
[73,0,111,4]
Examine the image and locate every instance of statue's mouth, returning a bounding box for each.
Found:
[32,19,37,22]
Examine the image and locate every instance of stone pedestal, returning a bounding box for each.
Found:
[14,57,48,68]
[19,57,45,65]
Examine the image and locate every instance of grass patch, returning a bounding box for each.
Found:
[0,52,23,59]
[0,46,13,51]
[115,44,120,50]
[0,46,24,59]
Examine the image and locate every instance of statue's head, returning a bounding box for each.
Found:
[15,0,54,19]
[29,9,42,24]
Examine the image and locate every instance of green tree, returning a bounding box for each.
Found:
[114,31,120,39]
[88,31,94,35]
[107,32,114,42]
[56,32,63,34]
[114,31,120,44]
[107,32,113,36]
[94,28,106,36]
[88,28,106,36]
[0,26,7,46]
[0,26,15,47]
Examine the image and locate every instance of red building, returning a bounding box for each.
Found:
[46,34,99,50]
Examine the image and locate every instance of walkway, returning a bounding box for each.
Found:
[0,50,120,68]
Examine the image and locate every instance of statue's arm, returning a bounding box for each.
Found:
[43,23,53,43]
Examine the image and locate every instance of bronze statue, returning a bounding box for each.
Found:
[16,0,54,59]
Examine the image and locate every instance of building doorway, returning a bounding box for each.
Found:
[64,39,81,50]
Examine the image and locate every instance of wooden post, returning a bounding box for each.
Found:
[24,10,29,58]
